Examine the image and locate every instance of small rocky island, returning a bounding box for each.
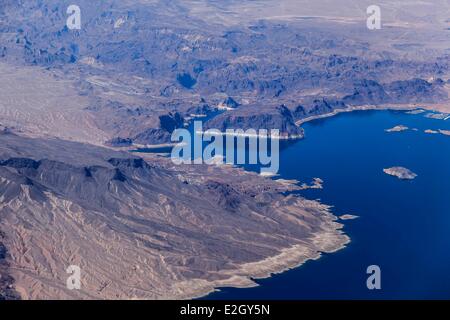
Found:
[383,167,418,180]
[339,214,359,221]
[385,125,409,132]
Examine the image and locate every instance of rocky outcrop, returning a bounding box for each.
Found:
[386,78,447,103]
[343,78,447,106]
[343,79,390,105]
[218,97,240,110]
[186,99,214,115]
[293,97,347,120]
[206,104,304,138]
[383,167,418,180]
[130,128,171,145]
[104,111,185,146]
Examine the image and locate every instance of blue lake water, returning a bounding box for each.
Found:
[200,109,450,300]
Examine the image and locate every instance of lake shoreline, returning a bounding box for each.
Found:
[128,104,447,300]
[125,103,447,152]
[295,103,448,127]
[193,104,449,299]
[173,205,350,300]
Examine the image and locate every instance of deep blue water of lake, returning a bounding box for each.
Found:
[201,109,450,300]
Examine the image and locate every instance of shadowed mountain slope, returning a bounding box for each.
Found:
[0,132,348,299]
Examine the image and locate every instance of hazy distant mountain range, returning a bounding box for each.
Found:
[1,0,448,144]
